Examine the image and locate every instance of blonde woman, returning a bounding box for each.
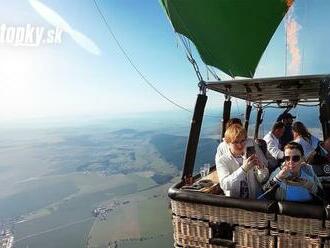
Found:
[215,118,268,167]
[216,124,269,199]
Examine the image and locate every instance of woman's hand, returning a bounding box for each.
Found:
[242,154,258,172]
[277,165,291,180]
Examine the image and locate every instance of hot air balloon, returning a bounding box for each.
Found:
[161,1,330,247]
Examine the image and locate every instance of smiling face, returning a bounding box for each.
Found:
[224,124,247,156]
[229,138,246,156]
[284,148,304,174]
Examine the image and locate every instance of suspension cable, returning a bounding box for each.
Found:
[178,35,203,82]
[92,0,192,113]
[92,0,222,119]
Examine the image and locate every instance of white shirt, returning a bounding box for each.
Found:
[294,135,320,157]
[215,138,269,199]
[264,131,284,160]
[215,152,269,199]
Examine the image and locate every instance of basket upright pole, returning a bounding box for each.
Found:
[319,79,330,140]
[221,97,232,139]
[182,93,207,184]
[254,107,263,139]
[244,102,252,133]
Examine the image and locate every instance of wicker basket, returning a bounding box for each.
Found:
[172,214,276,248]
[272,214,323,236]
[233,226,275,248]
[171,201,274,228]
[269,202,327,248]
[276,233,322,248]
[322,220,330,237]
[323,239,330,248]
[174,242,227,248]
[172,215,220,247]
[172,215,210,243]
[169,178,330,248]
[171,199,275,248]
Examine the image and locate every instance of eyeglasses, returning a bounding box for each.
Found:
[232,139,246,145]
[284,155,301,162]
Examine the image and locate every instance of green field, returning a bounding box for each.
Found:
[87,182,173,248]
[13,172,162,248]
[0,126,180,248]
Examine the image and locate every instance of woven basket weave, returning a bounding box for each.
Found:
[171,199,276,248]
[272,214,323,236]
[172,214,276,248]
[169,173,330,248]
[233,226,275,248]
[323,239,330,248]
[171,200,274,228]
[276,232,322,248]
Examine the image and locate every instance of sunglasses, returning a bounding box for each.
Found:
[284,155,301,162]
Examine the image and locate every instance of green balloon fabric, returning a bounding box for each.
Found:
[161,0,290,78]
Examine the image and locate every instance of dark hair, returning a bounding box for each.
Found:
[255,138,267,155]
[272,122,285,132]
[284,141,304,156]
[226,118,242,129]
[292,121,311,141]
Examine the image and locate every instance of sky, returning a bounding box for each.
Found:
[0,0,329,123]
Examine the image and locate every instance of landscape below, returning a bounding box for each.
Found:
[0,108,321,247]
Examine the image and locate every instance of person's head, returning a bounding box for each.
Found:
[284,142,305,173]
[224,124,247,156]
[292,121,311,140]
[281,113,296,126]
[255,138,267,155]
[322,137,330,153]
[225,118,243,129]
[272,122,285,138]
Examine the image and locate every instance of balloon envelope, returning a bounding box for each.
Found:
[161,0,290,78]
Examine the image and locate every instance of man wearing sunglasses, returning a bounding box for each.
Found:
[262,142,322,202]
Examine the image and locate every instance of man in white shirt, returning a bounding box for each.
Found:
[264,122,285,160]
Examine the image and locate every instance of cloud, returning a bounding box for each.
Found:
[29,0,101,55]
